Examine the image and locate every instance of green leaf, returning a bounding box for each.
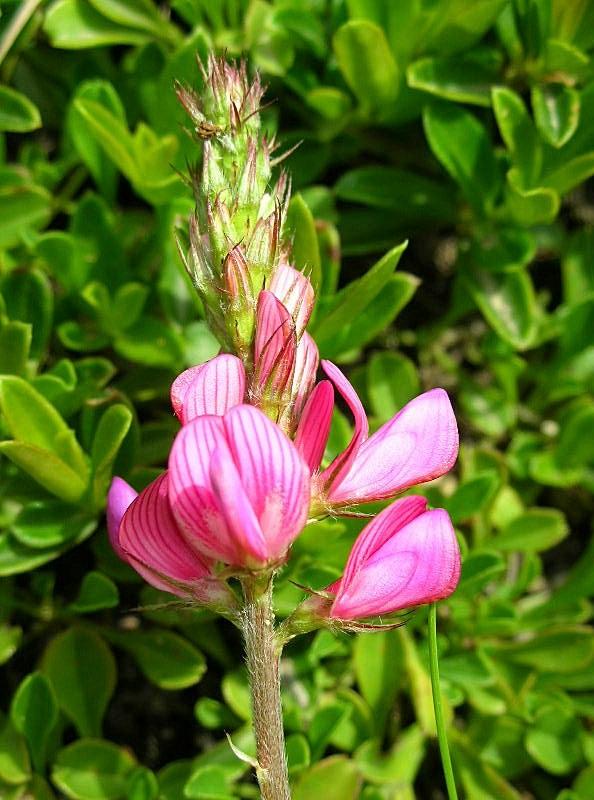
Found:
[285,194,322,296]
[11,501,96,549]
[495,508,569,551]
[354,632,402,736]
[51,739,136,800]
[355,724,425,785]
[114,317,184,367]
[1,269,53,360]
[90,404,133,508]
[309,703,351,761]
[554,401,594,468]
[68,80,126,198]
[286,733,311,775]
[469,227,537,273]
[505,167,560,224]
[492,87,542,185]
[367,351,420,422]
[532,84,580,148]
[423,103,499,214]
[293,756,361,800]
[453,731,521,800]
[183,765,234,799]
[525,706,582,774]
[333,21,399,115]
[0,718,31,785]
[44,0,150,48]
[193,698,239,730]
[407,50,500,106]
[107,629,206,690]
[0,86,41,133]
[335,166,455,221]
[457,550,506,595]
[69,572,119,613]
[10,673,58,772]
[126,766,158,800]
[0,316,31,376]
[0,376,88,476]
[488,626,594,672]
[0,626,22,665]
[444,473,500,523]
[42,628,116,737]
[0,183,51,250]
[88,0,178,40]
[311,241,407,352]
[463,266,538,349]
[0,442,88,504]
[73,98,138,183]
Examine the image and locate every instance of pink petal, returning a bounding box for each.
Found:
[331,506,460,619]
[106,477,138,562]
[329,388,458,505]
[170,355,246,424]
[253,291,296,393]
[269,264,314,337]
[119,473,212,598]
[209,443,269,564]
[223,405,310,560]
[318,360,368,493]
[294,380,334,473]
[290,333,319,419]
[168,415,241,563]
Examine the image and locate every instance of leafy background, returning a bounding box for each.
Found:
[1,0,594,798]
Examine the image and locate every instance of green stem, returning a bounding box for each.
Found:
[428,603,458,800]
[241,576,291,800]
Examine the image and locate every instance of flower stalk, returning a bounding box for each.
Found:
[241,576,291,800]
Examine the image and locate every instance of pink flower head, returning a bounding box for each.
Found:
[294,361,458,511]
[171,354,246,425]
[327,496,460,619]
[107,475,230,606]
[168,404,310,568]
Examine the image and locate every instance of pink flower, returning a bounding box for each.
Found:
[168,404,310,568]
[294,361,458,510]
[171,354,246,425]
[107,475,230,605]
[326,496,460,619]
[108,405,310,586]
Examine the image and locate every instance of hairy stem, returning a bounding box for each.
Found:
[428,603,458,800]
[242,576,291,800]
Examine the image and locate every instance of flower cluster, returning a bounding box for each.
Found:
[107,56,461,626]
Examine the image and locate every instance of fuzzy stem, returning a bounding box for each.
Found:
[428,603,458,800]
[242,576,291,800]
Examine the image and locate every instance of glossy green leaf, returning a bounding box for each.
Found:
[0,269,53,360]
[423,103,499,214]
[367,351,420,423]
[489,627,594,672]
[0,376,88,476]
[0,443,88,504]
[407,51,500,106]
[293,756,361,800]
[0,718,31,785]
[10,672,58,771]
[0,183,51,250]
[532,84,580,148]
[107,629,206,690]
[126,766,158,800]
[42,628,116,737]
[183,765,233,800]
[492,87,542,185]
[90,404,133,508]
[52,739,136,799]
[445,472,500,523]
[525,706,582,774]
[68,572,119,613]
[88,0,178,40]
[0,87,41,133]
[495,508,569,552]
[354,631,402,735]
[0,626,22,665]
[0,316,30,376]
[333,21,399,114]
[11,501,96,549]
[355,724,425,785]
[285,194,322,296]
[44,0,150,48]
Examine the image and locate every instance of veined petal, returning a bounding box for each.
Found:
[269,264,314,337]
[329,388,458,505]
[294,380,334,473]
[290,333,319,419]
[254,291,296,393]
[209,443,269,565]
[223,405,310,560]
[170,355,246,424]
[119,473,211,598]
[331,507,460,619]
[318,360,368,493]
[168,415,240,562]
[106,477,138,562]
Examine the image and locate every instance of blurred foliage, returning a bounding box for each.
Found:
[1,0,594,798]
